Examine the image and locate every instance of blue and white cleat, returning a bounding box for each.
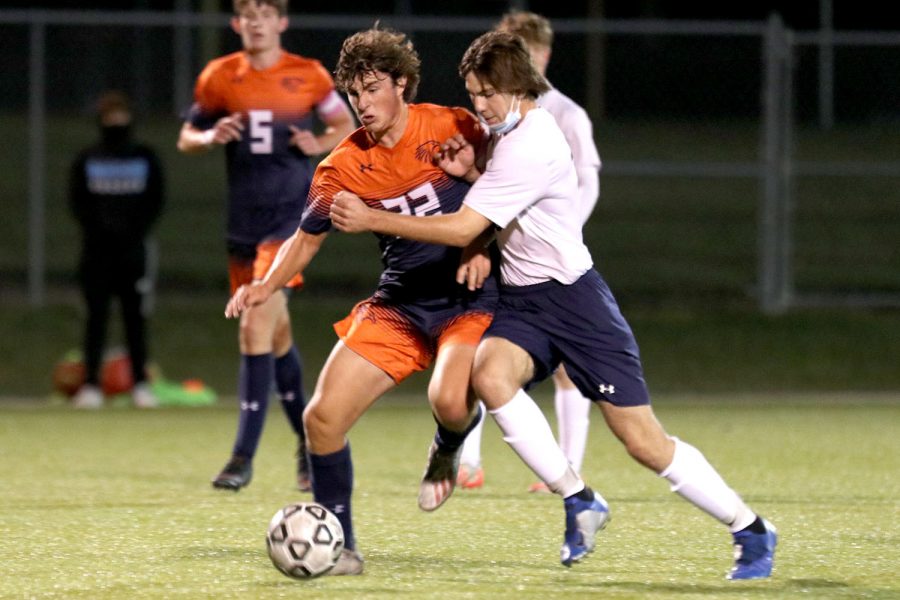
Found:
[560,490,611,566]
[727,519,777,580]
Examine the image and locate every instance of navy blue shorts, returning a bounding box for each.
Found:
[483,269,650,407]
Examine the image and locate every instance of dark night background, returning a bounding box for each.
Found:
[1,1,899,31]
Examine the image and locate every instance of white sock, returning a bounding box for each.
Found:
[459,401,485,468]
[490,389,584,497]
[659,438,757,532]
[554,386,591,473]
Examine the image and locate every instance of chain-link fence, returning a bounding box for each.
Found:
[1,10,898,312]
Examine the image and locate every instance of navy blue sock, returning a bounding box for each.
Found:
[274,346,306,439]
[310,443,355,550]
[231,353,274,460]
[434,404,483,451]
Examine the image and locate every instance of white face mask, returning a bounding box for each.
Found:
[483,95,522,135]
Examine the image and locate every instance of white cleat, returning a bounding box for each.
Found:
[329,548,364,576]
[132,382,158,409]
[73,384,103,409]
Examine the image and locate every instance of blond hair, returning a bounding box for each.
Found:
[496,11,553,49]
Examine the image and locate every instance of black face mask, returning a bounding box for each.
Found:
[101,124,132,147]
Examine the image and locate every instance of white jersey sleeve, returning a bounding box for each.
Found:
[539,88,601,224]
[464,108,593,286]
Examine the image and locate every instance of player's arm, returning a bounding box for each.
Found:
[433,134,482,183]
[559,109,601,225]
[574,165,600,225]
[330,192,491,248]
[224,229,327,318]
[176,112,244,155]
[289,91,356,156]
[457,229,496,291]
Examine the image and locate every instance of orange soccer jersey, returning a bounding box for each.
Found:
[188,51,340,249]
[302,103,489,302]
[300,103,497,381]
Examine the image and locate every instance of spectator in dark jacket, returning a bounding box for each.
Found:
[69,90,165,409]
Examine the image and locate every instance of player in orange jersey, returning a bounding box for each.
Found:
[177,0,355,493]
[225,27,497,575]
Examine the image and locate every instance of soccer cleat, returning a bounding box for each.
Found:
[560,490,611,567]
[456,463,484,489]
[296,441,311,493]
[211,455,252,491]
[527,481,551,494]
[131,382,158,409]
[418,441,461,511]
[727,519,777,580]
[73,384,103,409]
[329,548,364,576]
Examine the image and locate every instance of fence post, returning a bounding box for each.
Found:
[27,15,46,308]
[758,13,794,314]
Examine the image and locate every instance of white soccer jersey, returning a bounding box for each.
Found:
[464,107,593,287]
[539,87,601,225]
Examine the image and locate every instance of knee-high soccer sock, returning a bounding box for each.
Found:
[434,403,483,451]
[459,401,485,467]
[274,346,305,439]
[489,389,584,497]
[231,353,274,460]
[659,437,757,532]
[554,386,591,473]
[311,443,356,550]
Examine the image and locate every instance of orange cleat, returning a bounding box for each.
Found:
[456,463,484,489]
[527,481,551,494]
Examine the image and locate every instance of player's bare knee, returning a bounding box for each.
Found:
[429,393,470,430]
[470,368,513,410]
[238,307,277,351]
[272,309,293,349]
[303,398,345,449]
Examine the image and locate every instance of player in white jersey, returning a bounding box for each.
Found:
[456,11,601,492]
[330,30,777,579]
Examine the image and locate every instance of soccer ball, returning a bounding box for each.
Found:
[266,502,344,579]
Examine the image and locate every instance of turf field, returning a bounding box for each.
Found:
[1,393,897,599]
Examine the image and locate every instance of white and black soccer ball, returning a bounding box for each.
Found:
[266,502,344,579]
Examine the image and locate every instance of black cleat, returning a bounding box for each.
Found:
[296,441,312,492]
[212,455,252,491]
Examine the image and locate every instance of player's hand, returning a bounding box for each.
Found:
[224,282,271,318]
[289,126,323,156]
[208,112,244,145]
[434,134,477,181]
[457,245,491,291]
[330,191,372,233]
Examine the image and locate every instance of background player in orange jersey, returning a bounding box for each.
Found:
[225,27,497,575]
[177,0,355,492]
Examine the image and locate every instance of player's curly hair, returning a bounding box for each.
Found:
[459,31,549,99]
[334,27,421,103]
[233,0,287,17]
[496,11,553,49]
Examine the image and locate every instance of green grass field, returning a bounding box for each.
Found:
[1,394,897,599]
